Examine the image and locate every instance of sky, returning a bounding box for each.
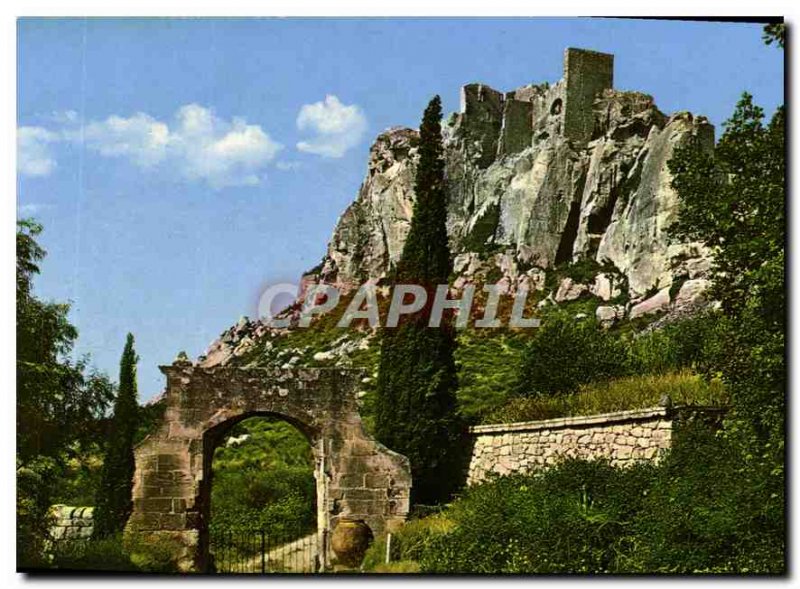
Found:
[17,18,784,401]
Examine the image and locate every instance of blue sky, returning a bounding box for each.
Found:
[17,18,783,400]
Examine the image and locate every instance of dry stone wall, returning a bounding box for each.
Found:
[467,406,722,485]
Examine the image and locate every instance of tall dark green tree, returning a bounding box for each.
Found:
[94,333,139,538]
[374,96,462,504]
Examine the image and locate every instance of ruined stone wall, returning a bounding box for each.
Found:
[563,47,614,142]
[49,505,94,541]
[459,83,505,168]
[467,406,716,485]
[126,364,411,572]
[498,98,533,155]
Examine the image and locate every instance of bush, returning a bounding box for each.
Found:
[515,314,630,398]
[362,514,455,572]
[124,532,184,572]
[415,459,656,573]
[388,421,783,574]
[50,536,139,572]
[17,456,59,569]
[628,312,722,375]
[622,421,784,573]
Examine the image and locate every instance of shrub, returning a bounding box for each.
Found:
[385,421,783,574]
[515,314,630,398]
[124,532,183,572]
[50,536,138,572]
[16,456,59,569]
[362,514,455,571]
[370,560,422,573]
[415,459,656,573]
[622,421,784,573]
[628,311,722,375]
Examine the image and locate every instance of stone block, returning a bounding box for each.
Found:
[364,473,391,488]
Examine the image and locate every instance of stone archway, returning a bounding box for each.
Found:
[124,359,411,572]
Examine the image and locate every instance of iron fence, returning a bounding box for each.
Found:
[209,528,321,573]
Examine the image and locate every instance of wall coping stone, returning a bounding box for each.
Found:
[469,405,724,435]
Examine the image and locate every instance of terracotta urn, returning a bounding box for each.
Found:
[331,517,373,567]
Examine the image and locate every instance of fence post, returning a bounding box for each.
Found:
[260,530,266,574]
[385,533,392,564]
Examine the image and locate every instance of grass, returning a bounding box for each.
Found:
[483,369,728,424]
[362,514,455,572]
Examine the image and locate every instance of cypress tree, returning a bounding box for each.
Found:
[94,333,139,538]
[375,96,462,505]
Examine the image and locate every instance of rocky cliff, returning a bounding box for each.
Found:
[200,48,716,370]
[311,48,714,316]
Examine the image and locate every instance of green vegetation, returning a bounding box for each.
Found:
[16,23,783,577]
[364,421,782,573]
[362,31,785,575]
[94,334,139,539]
[375,95,463,504]
[515,313,629,397]
[210,418,316,539]
[453,329,528,422]
[486,370,727,424]
[17,219,114,568]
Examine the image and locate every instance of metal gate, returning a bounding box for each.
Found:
[209,528,321,573]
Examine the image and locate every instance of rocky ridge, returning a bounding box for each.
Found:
[200,48,716,370]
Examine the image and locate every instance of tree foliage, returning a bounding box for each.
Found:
[763,23,785,48]
[17,219,113,567]
[94,334,140,538]
[17,220,113,461]
[669,93,785,463]
[667,89,785,568]
[514,314,630,398]
[375,96,463,504]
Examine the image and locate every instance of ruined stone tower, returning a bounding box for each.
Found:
[457,47,615,159]
[562,48,614,142]
[313,46,714,305]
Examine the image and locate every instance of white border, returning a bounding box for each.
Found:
[3,4,794,588]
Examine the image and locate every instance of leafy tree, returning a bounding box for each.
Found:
[17,219,113,567]
[375,96,462,504]
[763,22,785,48]
[17,220,113,461]
[515,314,630,397]
[667,86,785,567]
[669,94,784,440]
[94,334,139,538]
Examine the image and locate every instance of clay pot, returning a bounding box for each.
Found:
[331,517,373,567]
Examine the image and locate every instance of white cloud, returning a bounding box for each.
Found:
[18,104,283,189]
[18,127,59,177]
[169,104,283,187]
[296,95,367,158]
[83,112,170,167]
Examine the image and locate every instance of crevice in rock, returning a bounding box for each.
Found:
[555,198,582,265]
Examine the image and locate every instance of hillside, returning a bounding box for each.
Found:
[194,48,718,425]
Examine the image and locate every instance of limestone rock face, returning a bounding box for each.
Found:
[311,49,714,304]
[318,127,419,288]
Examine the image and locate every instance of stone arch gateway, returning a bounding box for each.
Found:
[125,361,411,572]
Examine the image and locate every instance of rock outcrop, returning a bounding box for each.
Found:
[313,48,714,303]
[197,48,716,369]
